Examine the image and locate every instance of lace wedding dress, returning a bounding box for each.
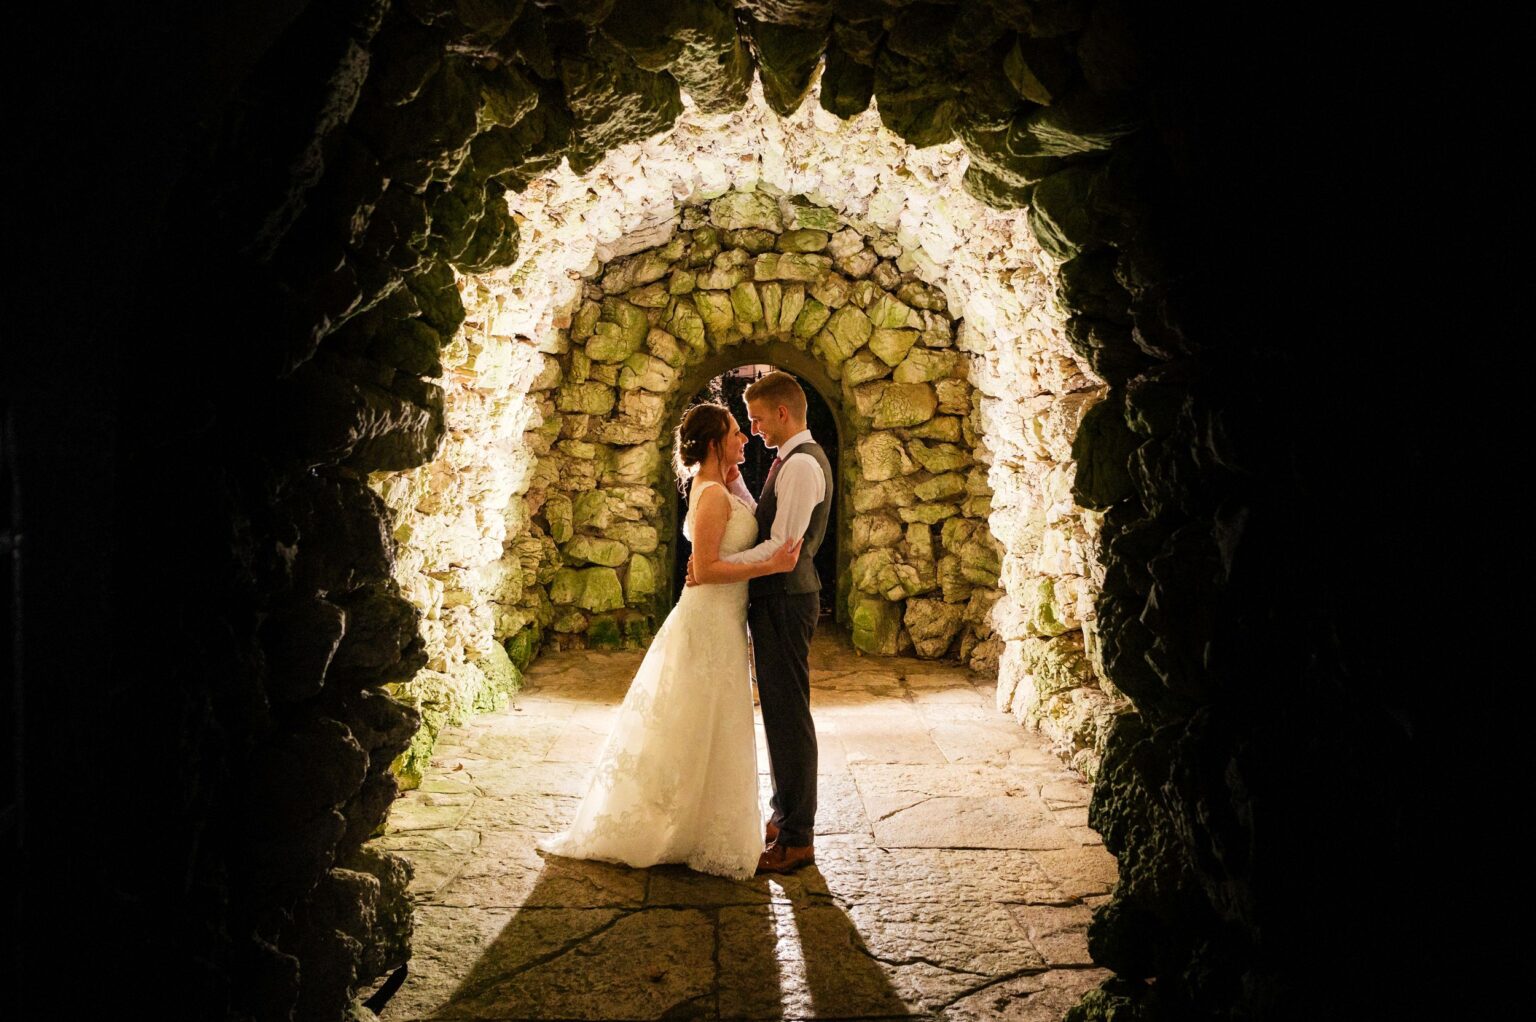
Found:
[537,480,763,880]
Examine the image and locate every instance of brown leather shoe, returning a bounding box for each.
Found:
[764,819,779,846]
[756,841,815,875]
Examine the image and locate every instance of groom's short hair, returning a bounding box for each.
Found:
[744,371,807,420]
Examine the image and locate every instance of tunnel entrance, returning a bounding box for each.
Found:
[670,364,842,620]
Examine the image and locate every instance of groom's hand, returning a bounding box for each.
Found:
[725,463,741,486]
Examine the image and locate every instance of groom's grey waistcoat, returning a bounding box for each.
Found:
[749,441,833,598]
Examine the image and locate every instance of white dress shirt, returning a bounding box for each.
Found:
[722,428,826,565]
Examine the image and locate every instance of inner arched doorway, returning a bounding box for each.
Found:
[669,363,843,622]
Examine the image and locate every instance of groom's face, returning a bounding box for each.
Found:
[745,398,785,449]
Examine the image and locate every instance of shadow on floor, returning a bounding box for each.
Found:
[412,851,915,1021]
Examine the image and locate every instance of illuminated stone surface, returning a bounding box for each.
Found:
[370,632,1112,1020]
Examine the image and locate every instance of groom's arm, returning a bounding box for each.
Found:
[720,457,825,565]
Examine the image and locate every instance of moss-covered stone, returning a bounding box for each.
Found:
[1022,576,1071,636]
[645,328,686,368]
[696,264,750,290]
[872,382,937,428]
[776,229,830,252]
[665,298,708,354]
[587,613,624,649]
[754,252,833,282]
[844,349,894,386]
[619,352,677,392]
[730,281,763,323]
[856,431,910,482]
[625,553,655,603]
[852,514,904,553]
[787,197,842,232]
[687,226,721,267]
[848,279,879,309]
[915,472,967,501]
[710,191,782,231]
[572,490,611,530]
[898,503,960,524]
[850,593,902,655]
[791,297,831,339]
[872,293,915,328]
[824,305,873,359]
[811,273,852,309]
[572,300,602,340]
[909,415,962,441]
[549,566,625,612]
[551,606,589,633]
[694,290,738,343]
[908,439,970,473]
[503,623,541,672]
[894,348,962,383]
[610,444,660,484]
[542,493,573,543]
[721,228,776,253]
[556,381,615,415]
[562,535,629,567]
[869,327,919,366]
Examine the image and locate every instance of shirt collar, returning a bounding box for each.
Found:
[776,429,814,458]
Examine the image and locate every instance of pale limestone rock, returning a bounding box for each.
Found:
[904,598,967,659]
[827,227,864,260]
[836,247,878,278]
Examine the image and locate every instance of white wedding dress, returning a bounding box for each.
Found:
[537,480,763,879]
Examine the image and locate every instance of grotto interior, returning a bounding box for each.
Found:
[6,2,1473,1020]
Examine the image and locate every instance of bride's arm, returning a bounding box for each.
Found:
[691,485,798,584]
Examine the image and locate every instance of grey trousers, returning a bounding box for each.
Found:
[748,590,819,847]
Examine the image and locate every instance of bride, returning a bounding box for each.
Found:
[536,402,801,880]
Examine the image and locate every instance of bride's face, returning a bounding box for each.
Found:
[715,418,747,466]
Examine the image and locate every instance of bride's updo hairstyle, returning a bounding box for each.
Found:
[672,402,732,488]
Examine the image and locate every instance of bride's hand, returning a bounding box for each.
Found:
[768,538,803,574]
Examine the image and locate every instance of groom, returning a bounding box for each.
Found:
[690,370,833,874]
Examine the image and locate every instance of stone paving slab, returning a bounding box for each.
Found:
[370,630,1118,1021]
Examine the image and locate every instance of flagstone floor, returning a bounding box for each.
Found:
[369,628,1117,1021]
